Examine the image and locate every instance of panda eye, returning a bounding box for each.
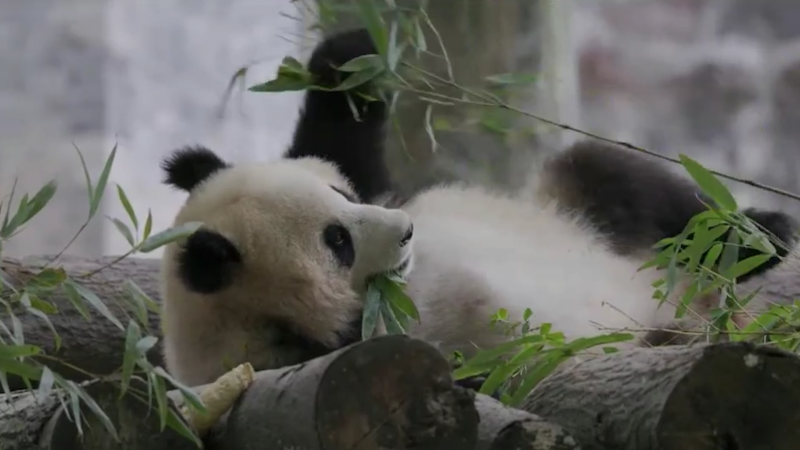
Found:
[323,224,355,268]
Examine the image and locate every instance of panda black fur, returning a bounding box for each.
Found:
[158,28,799,387]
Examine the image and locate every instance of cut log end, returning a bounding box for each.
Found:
[215,335,480,450]
[657,343,800,450]
[303,335,479,450]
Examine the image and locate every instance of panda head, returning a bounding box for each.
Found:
[159,145,414,358]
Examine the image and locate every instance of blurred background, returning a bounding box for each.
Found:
[3,0,800,258]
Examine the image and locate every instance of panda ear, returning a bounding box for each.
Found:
[161,145,230,192]
[177,229,242,294]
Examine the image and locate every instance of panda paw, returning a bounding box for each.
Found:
[306,28,379,90]
[743,208,798,250]
[737,207,799,281]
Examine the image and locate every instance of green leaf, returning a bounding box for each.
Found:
[122,284,149,327]
[22,180,58,224]
[379,299,405,335]
[135,336,158,355]
[21,294,61,350]
[424,103,438,153]
[456,334,545,370]
[108,217,136,248]
[153,366,206,414]
[506,342,546,366]
[665,256,678,298]
[151,372,169,430]
[68,386,83,436]
[165,406,203,448]
[679,154,737,210]
[386,21,406,72]
[62,281,92,322]
[413,17,427,52]
[387,297,410,331]
[0,343,41,358]
[452,359,504,380]
[28,267,67,289]
[719,230,741,277]
[375,276,419,321]
[38,366,55,396]
[702,242,724,269]
[723,254,772,281]
[276,56,306,77]
[248,77,310,93]
[484,73,538,86]
[72,143,94,207]
[120,321,142,396]
[479,362,517,396]
[563,332,635,352]
[8,310,24,344]
[508,353,571,406]
[2,180,58,238]
[143,210,153,241]
[138,222,203,253]
[63,279,124,331]
[125,280,161,316]
[0,358,42,380]
[326,65,384,92]
[353,0,388,56]
[89,143,118,219]
[337,54,382,72]
[71,381,120,441]
[1,178,19,235]
[116,184,138,231]
[361,283,382,340]
[685,224,729,271]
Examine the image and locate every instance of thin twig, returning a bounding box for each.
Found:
[401,63,800,203]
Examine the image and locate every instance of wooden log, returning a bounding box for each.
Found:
[1,255,165,391]
[474,394,580,450]
[2,335,479,450]
[5,254,800,391]
[523,341,800,450]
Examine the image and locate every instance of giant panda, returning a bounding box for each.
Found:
[158,28,799,388]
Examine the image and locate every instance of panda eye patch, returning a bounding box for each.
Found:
[323,223,355,268]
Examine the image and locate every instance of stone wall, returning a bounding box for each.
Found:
[0,0,307,258]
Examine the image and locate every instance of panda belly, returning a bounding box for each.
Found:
[401,185,676,357]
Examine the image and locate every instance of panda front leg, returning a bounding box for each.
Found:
[283,27,393,204]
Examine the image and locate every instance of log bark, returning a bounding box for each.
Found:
[523,341,800,450]
[474,394,579,450]
[2,334,479,450]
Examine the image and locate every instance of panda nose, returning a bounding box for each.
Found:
[399,223,414,247]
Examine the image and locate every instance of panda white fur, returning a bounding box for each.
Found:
[158,28,799,387]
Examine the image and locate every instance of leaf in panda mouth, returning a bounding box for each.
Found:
[361,274,420,340]
[361,283,382,341]
[374,276,420,322]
